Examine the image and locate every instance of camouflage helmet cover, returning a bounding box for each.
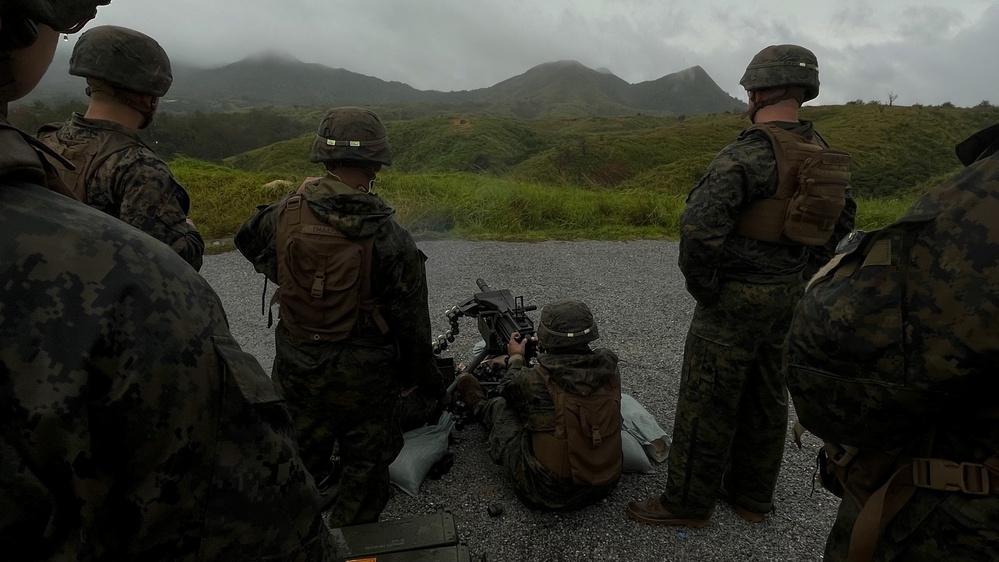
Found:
[309,107,393,166]
[740,44,819,102]
[8,0,108,33]
[537,299,599,349]
[70,25,173,97]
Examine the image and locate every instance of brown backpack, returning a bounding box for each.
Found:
[735,123,851,246]
[273,192,388,342]
[36,123,145,204]
[532,365,622,486]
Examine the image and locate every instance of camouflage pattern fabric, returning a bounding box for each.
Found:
[788,126,999,561]
[69,25,173,97]
[235,174,439,527]
[660,280,803,518]
[0,119,337,561]
[739,44,820,102]
[481,348,620,511]
[36,113,205,270]
[662,120,855,519]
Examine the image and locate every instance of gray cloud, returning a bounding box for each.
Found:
[66,0,999,107]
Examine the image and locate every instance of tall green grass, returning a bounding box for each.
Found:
[174,158,919,243]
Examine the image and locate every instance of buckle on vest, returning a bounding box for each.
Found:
[912,458,991,495]
[311,271,325,298]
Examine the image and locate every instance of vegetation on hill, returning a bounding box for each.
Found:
[221,104,999,199]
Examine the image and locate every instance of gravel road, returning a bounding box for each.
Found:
[201,239,839,562]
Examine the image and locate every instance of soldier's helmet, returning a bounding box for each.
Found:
[740,44,819,102]
[70,25,172,97]
[537,299,599,349]
[7,0,108,36]
[310,107,393,166]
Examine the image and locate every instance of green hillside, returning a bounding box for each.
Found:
[224,104,999,199]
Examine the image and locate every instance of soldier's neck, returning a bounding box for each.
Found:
[327,167,374,193]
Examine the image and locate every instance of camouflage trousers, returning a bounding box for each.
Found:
[273,324,403,528]
[823,492,999,561]
[661,279,803,518]
[483,397,616,511]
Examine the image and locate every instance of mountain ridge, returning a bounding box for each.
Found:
[21,51,746,117]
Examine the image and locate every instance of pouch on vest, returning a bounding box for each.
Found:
[785,221,940,450]
[273,194,387,342]
[736,124,851,246]
[535,366,623,486]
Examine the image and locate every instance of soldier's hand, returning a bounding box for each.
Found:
[507,332,528,356]
[185,218,196,228]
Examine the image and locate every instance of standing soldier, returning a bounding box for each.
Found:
[235,107,444,527]
[36,25,204,270]
[627,45,856,526]
[0,1,336,560]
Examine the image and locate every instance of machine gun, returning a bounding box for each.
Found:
[431,278,538,428]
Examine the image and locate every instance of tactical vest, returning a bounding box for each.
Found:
[36,123,145,204]
[531,365,622,486]
[735,123,851,246]
[273,193,388,342]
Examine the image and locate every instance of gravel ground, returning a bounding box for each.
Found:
[201,239,839,562]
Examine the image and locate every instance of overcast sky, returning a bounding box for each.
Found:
[67,0,999,107]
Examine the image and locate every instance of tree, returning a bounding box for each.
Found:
[888,91,898,106]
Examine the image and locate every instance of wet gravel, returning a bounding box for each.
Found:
[201,239,839,562]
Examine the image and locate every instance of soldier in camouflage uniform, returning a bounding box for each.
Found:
[456,300,622,510]
[235,107,443,528]
[627,45,856,527]
[0,2,337,560]
[36,25,204,270]
[786,124,999,561]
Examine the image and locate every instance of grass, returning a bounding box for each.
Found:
[175,158,921,244]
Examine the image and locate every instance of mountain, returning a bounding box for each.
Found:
[20,52,746,117]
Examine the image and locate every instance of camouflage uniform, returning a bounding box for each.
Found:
[36,113,205,271]
[662,120,857,518]
[0,117,337,561]
[235,175,440,527]
[788,124,999,561]
[482,348,621,510]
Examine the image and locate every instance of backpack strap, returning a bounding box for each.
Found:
[531,365,572,478]
[356,235,389,335]
[269,194,306,316]
[847,452,999,562]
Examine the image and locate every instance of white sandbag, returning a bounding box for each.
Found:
[389,411,455,496]
[621,393,671,463]
[621,428,655,474]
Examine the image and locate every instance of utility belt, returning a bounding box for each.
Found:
[531,432,572,479]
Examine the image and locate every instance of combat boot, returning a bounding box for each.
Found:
[455,373,485,410]
[625,497,709,528]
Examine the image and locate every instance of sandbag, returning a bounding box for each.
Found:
[621,393,671,463]
[390,411,455,496]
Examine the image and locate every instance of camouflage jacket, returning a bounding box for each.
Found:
[499,348,620,433]
[36,114,205,271]
[679,120,856,303]
[0,118,336,561]
[234,175,440,395]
